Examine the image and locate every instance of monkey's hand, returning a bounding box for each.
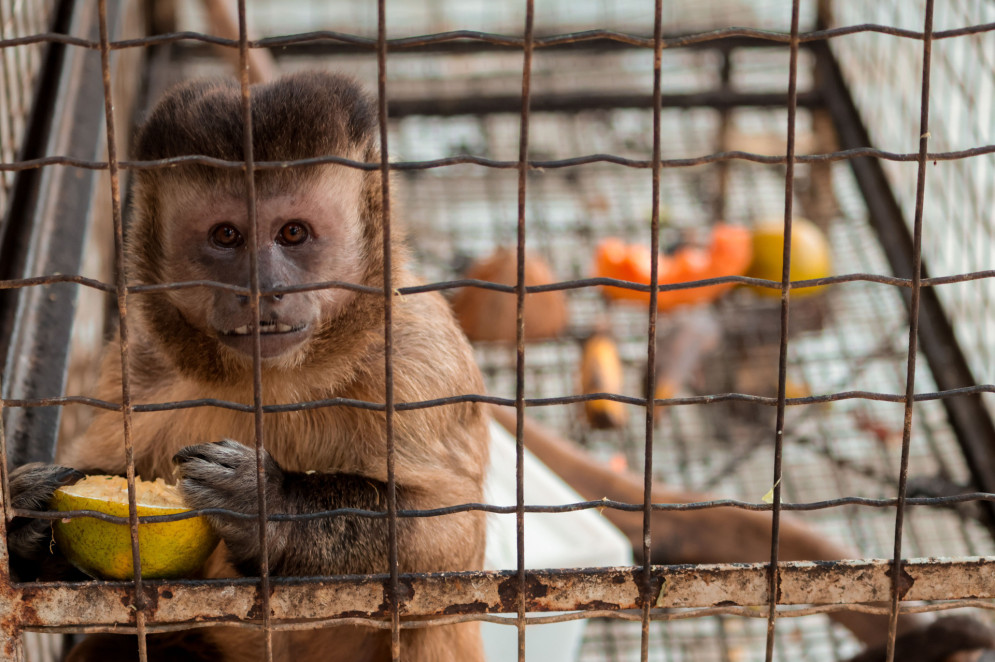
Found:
[174,440,391,577]
[8,463,85,581]
[172,440,290,574]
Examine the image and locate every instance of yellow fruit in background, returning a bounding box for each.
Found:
[50,475,219,580]
[746,217,832,297]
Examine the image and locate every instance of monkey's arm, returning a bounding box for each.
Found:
[173,440,400,577]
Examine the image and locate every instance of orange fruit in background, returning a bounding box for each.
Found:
[746,217,832,298]
[594,224,753,310]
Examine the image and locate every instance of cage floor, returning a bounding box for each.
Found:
[150,40,995,661]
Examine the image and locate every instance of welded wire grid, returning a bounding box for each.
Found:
[1,1,995,662]
[832,1,995,410]
[385,13,994,662]
[0,0,58,218]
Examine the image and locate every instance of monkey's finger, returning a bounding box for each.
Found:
[173,440,251,469]
[173,451,237,472]
[175,459,237,480]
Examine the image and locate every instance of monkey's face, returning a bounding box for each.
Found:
[158,170,367,362]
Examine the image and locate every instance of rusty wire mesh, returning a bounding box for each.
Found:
[1,1,995,661]
[0,0,59,221]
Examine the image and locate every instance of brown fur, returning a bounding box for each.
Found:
[53,72,488,661]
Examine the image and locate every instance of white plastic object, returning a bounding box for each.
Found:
[481,420,633,662]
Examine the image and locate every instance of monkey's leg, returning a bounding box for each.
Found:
[490,406,995,660]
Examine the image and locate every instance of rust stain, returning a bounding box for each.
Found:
[885,562,915,600]
[442,600,488,615]
[576,599,619,611]
[497,574,550,610]
[496,576,518,609]
[245,594,263,621]
[395,577,415,603]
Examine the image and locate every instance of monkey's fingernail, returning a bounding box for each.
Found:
[55,468,85,485]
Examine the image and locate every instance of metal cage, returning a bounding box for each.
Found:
[1,1,995,661]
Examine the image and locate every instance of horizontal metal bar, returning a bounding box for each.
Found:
[386,90,822,117]
[7,558,995,631]
[2,22,994,53]
[7,383,995,416]
[13,491,995,527]
[6,142,995,175]
[4,269,995,303]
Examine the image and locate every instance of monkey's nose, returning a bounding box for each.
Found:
[236,292,283,305]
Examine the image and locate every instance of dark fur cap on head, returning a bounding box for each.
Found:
[134,70,379,179]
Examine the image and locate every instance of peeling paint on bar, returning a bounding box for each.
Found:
[0,558,990,632]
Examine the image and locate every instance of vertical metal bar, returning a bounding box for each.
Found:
[96,0,147,659]
[764,2,801,660]
[515,1,535,659]
[0,389,11,530]
[886,2,934,660]
[713,46,732,224]
[374,1,401,659]
[640,1,663,660]
[0,625,23,662]
[0,390,16,661]
[0,0,15,201]
[234,2,274,660]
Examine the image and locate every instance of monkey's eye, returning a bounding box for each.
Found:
[277,221,309,246]
[210,223,243,248]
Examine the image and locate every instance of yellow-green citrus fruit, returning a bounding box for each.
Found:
[50,475,219,580]
[746,218,832,298]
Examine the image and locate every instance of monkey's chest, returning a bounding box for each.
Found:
[135,403,361,479]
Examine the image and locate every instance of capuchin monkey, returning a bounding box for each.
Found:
[9,72,489,661]
[6,71,994,662]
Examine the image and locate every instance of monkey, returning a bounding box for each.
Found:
[6,70,994,662]
[8,71,489,661]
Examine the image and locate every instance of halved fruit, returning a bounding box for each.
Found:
[50,475,219,580]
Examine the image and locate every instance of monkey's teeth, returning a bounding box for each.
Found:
[227,323,301,336]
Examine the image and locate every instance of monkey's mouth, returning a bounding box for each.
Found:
[223,320,306,336]
[217,320,311,359]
